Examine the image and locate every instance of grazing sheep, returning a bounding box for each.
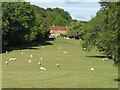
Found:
[21,52,24,54]
[66,37,70,39]
[13,58,16,61]
[28,60,32,63]
[79,39,82,41]
[6,51,8,53]
[83,48,86,50]
[91,68,95,71]
[102,58,108,61]
[30,55,33,58]
[40,57,43,60]
[5,61,8,65]
[40,67,46,71]
[56,64,60,68]
[59,47,62,50]
[38,62,41,65]
[112,55,115,60]
[9,58,13,61]
[102,58,105,61]
[63,51,67,54]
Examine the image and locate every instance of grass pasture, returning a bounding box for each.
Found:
[2,39,118,88]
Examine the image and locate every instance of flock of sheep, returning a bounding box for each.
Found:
[4,46,63,71]
[4,46,109,71]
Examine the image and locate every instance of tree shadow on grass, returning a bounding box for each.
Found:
[114,79,120,82]
[86,55,107,58]
[2,41,53,53]
[40,42,53,46]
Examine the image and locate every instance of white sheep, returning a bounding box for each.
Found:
[30,55,33,58]
[83,48,86,50]
[28,60,32,63]
[102,58,105,61]
[40,67,46,71]
[6,51,8,53]
[59,47,62,50]
[40,57,43,60]
[21,52,24,54]
[9,58,13,61]
[79,39,82,41]
[38,62,41,65]
[66,37,70,39]
[102,58,108,61]
[56,63,60,68]
[63,51,67,54]
[5,61,8,65]
[13,58,16,61]
[91,68,95,71]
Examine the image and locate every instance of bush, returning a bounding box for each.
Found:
[60,34,67,37]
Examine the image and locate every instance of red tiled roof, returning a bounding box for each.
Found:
[50,30,59,33]
[61,31,67,34]
[50,30,67,34]
[49,26,68,30]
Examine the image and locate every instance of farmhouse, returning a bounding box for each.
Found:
[49,25,68,37]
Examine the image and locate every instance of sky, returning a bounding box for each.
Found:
[25,0,101,21]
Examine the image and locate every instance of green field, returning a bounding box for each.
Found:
[2,39,118,88]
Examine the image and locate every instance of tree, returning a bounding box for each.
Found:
[81,2,120,66]
[52,8,72,21]
[44,11,57,26]
[67,21,87,39]
[2,2,37,46]
[2,2,73,48]
[52,15,68,26]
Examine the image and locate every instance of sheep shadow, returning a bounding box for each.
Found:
[86,55,107,58]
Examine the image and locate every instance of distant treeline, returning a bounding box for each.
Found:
[2,2,72,47]
[67,2,120,66]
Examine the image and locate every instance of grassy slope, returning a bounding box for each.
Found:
[2,39,118,88]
